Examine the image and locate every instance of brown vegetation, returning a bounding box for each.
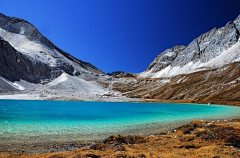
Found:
[1,119,240,158]
[112,62,240,106]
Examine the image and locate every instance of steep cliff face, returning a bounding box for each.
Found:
[139,15,240,78]
[0,13,104,84]
[0,37,54,83]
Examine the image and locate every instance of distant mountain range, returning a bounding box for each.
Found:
[0,13,239,104]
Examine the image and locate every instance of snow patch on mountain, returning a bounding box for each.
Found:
[204,40,240,67]
[0,28,56,66]
[0,28,89,73]
[139,41,240,78]
[151,65,171,78]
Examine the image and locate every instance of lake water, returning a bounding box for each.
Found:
[0,100,240,144]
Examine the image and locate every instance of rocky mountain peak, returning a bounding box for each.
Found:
[140,14,240,78]
[233,14,240,38]
[0,13,104,83]
[0,13,44,43]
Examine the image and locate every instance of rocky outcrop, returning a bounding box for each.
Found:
[0,13,104,84]
[174,21,239,66]
[107,71,135,78]
[107,71,125,76]
[0,13,44,42]
[0,37,56,83]
[146,45,186,73]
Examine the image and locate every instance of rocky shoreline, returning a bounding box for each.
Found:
[0,118,240,158]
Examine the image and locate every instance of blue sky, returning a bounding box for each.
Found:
[1,0,240,73]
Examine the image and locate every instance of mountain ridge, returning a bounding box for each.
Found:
[0,13,104,84]
[139,14,240,78]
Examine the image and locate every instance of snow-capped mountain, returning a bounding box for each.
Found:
[0,13,104,84]
[139,15,240,78]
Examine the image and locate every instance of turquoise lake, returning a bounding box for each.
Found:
[0,100,240,144]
